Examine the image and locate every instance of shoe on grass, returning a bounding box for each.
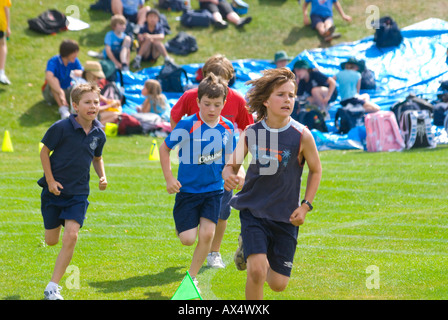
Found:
[207,252,226,268]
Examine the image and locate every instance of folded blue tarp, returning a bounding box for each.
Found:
[121,18,448,150]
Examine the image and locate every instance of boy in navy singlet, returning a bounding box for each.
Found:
[159,73,235,291]
[222,68,322,300]
[38,83,107,300]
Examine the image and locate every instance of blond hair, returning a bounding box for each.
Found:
[245,68,297,121]
[144,79,167,110]
[111,14,127,28]
[71,83,101,105]
[202,54,234,82]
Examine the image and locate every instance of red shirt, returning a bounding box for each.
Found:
[170,87,254,132]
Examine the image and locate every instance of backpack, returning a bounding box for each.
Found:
[28,9,68,35]
[399,110,436,149]
[296,109,328,132]
[158,0,187,11]
[117,114,143,135]
[100,81,126,105]
[365,111,404,152]
[436,80,448,102]
[433,102,448,126]
[335,104,365,134]
[374,16,403,48]
[165,31,198,56]
[360,68,376,90]
[90,0,112,13]
[156,60,189,92]
[391,94,433,123]
[181,9,213,28]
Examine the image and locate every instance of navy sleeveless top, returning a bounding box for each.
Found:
[230,118,305,224]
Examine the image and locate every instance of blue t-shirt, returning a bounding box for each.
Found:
[164,113,235,193]
[230,119,305,224]
[45,55,83,89]
[121,0,144,15]
[37,114,106,195]
[335,69,361,101]
[306,0,337,18]
[103,30,126,58]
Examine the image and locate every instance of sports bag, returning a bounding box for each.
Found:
[335,104,365,134]
[365,111,404,152]
[156,60,189,92]
[28,9,68,34]
[433,102,448,126]
[117,114,143,135]
[399,110,436,149]
[374,16,403,48]
[391,94,433,123]
[181,9,213,28]
[360,68,376,90]
[158,0,187,11]
[165,31,198,56]
[296,109,328,132]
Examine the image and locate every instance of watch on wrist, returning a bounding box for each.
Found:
[301,199,313,211]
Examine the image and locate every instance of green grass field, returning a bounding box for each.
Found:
[1,0,448,300]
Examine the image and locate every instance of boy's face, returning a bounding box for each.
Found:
[114,22,126,34]
[72,92,100,123]
[263,81,296,118]
[146,13,159,27]
[67,51,79,63]
[197,95,226,124]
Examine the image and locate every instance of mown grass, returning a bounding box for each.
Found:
[1,0,448,300]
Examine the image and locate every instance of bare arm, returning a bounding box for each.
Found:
[159,142,182,194]
[40,145,63,195]
[289,128,322,226]
[222,130,248,191]
[92,156,107,190]
[334,1,352,22]
[302,2,310,26]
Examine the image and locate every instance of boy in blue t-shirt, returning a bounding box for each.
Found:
[302,0,351,42]
[334,57,380,113]
[103,14,131,71]
[43,39,83,119]
[159,73,235,290]
[38,83,107,300]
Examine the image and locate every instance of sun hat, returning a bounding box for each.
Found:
[293,59,311,70]
[84,61,106,79]
[340,57,365,72]
[273,50,292,63]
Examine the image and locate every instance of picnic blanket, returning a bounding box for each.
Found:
[120,18,448,150]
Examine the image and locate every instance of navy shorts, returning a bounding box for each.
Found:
[219,189,233,220]
[173,190,224,234]
[41,188,89,229]
[310,14,333,29]
[240,209,299,277]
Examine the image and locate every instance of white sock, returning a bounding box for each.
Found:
[134,55,141,62]
[0,69,4,76]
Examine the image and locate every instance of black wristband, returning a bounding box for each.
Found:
[301,199,313,211]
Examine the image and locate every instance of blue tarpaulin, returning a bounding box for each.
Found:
[120,18,448,150]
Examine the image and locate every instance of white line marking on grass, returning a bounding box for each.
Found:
[296,244,448,256]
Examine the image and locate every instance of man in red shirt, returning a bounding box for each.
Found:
[170,54,254,269]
